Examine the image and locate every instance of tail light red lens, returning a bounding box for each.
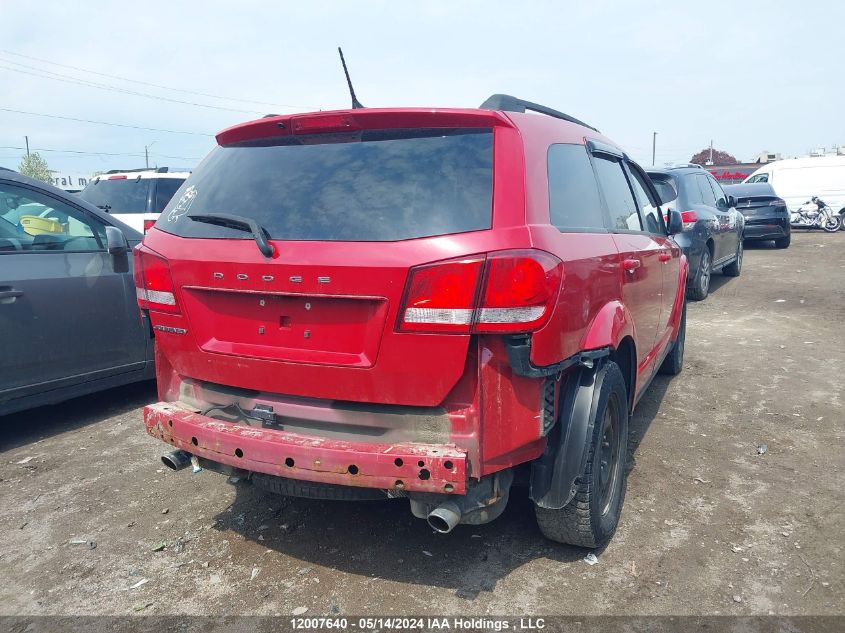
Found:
[134,247,180,313]
[398,250,563,334]
[400,257,484,333]
[680,210,698,230]
[143,219,156,232]
[475,251,563,332]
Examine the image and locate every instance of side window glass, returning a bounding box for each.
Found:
[154,179,185,213]
[683,175,703,205]
[695,174,718,207]
[547,144,606,231]
[708,177,728,208]
[628,167,664,234]
[0,183,105,253]
[593,157,642,231]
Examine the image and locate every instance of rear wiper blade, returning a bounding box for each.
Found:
[186,212,275,258]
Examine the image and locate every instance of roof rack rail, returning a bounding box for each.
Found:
[671,163,706,170]
[104,168,155,174]
[479,94,599,132]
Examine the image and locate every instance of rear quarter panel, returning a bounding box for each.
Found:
[506,113,627,366]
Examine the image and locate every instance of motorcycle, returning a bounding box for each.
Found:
[790,197,841,233]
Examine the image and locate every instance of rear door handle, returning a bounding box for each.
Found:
[658,252,672,262]
[0,289,23,304]
[622,258,641,272]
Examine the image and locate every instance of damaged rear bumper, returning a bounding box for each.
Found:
[143,402,468,494]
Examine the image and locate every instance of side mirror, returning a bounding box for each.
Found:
[105,226,130,273]
[667,209,683,235]
[105,225,128,255]
[727,195,737,208]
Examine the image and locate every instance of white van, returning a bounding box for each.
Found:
[744,156,845,218]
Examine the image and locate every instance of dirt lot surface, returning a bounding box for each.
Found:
[1,231,842,617]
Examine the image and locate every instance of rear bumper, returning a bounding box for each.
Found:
[744,217,790,240]
[144,401,468,494]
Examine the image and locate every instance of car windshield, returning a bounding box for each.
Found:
[79,178,151,213]
[156,128,494,242]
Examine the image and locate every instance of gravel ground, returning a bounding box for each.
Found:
[0,231,842,617]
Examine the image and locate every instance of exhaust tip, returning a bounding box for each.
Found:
[427,501,462,534]
[161,450,192,471]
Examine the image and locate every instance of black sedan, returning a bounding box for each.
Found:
[722,183,791,248]
[648,165,745,301]
[0,169,154,416]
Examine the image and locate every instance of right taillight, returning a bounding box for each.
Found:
[134,247,180,314]
[397,250,563,334]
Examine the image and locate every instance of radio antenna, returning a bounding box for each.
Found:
[337,47,364,109]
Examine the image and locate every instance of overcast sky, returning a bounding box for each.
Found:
[1,1,842,176]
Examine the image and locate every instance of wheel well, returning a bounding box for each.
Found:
[609,336,636,413]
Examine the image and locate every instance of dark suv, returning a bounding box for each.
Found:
[137,95,688,547]
[648,165,744,300]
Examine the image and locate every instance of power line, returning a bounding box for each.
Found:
[0,107,214,136]
[0,145,202,161]
[0,48,318,111]
[0,63,263,114]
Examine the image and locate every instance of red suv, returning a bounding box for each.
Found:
[137,95,688,547]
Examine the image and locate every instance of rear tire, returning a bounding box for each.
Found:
[822,215,841,232]
[723,240,743,277]
[687,247,712,301]
[659,300,686,376]
[534,361,629,548]
[774,234,791,249]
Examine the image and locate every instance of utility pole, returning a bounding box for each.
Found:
[652,132,657,165]
[709,139,714,165]
[144,141,156,169]
[25,135,30,157]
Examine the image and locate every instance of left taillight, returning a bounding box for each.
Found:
[397,250,563,334]
[475,251,563,333]
[134,247,180,314]
[680,210,698,230]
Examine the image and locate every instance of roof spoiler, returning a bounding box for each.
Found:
[479,94,599,133]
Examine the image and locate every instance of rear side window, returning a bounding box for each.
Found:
[79,178,151,213]
[695,174,718,207]
[547,144,605,231]
[593,157,641,231]
[627,168,664,234]
[159,128,493,242]
[153,178,186,213]
[708,177,728,208]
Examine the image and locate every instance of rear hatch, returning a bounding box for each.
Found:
[735,195,784,215]
[140,110,523,406]
[79,176,152,214]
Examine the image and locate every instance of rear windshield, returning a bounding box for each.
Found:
[156,128,494,242]
[79,178,151,213]
[648,174,678,205]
